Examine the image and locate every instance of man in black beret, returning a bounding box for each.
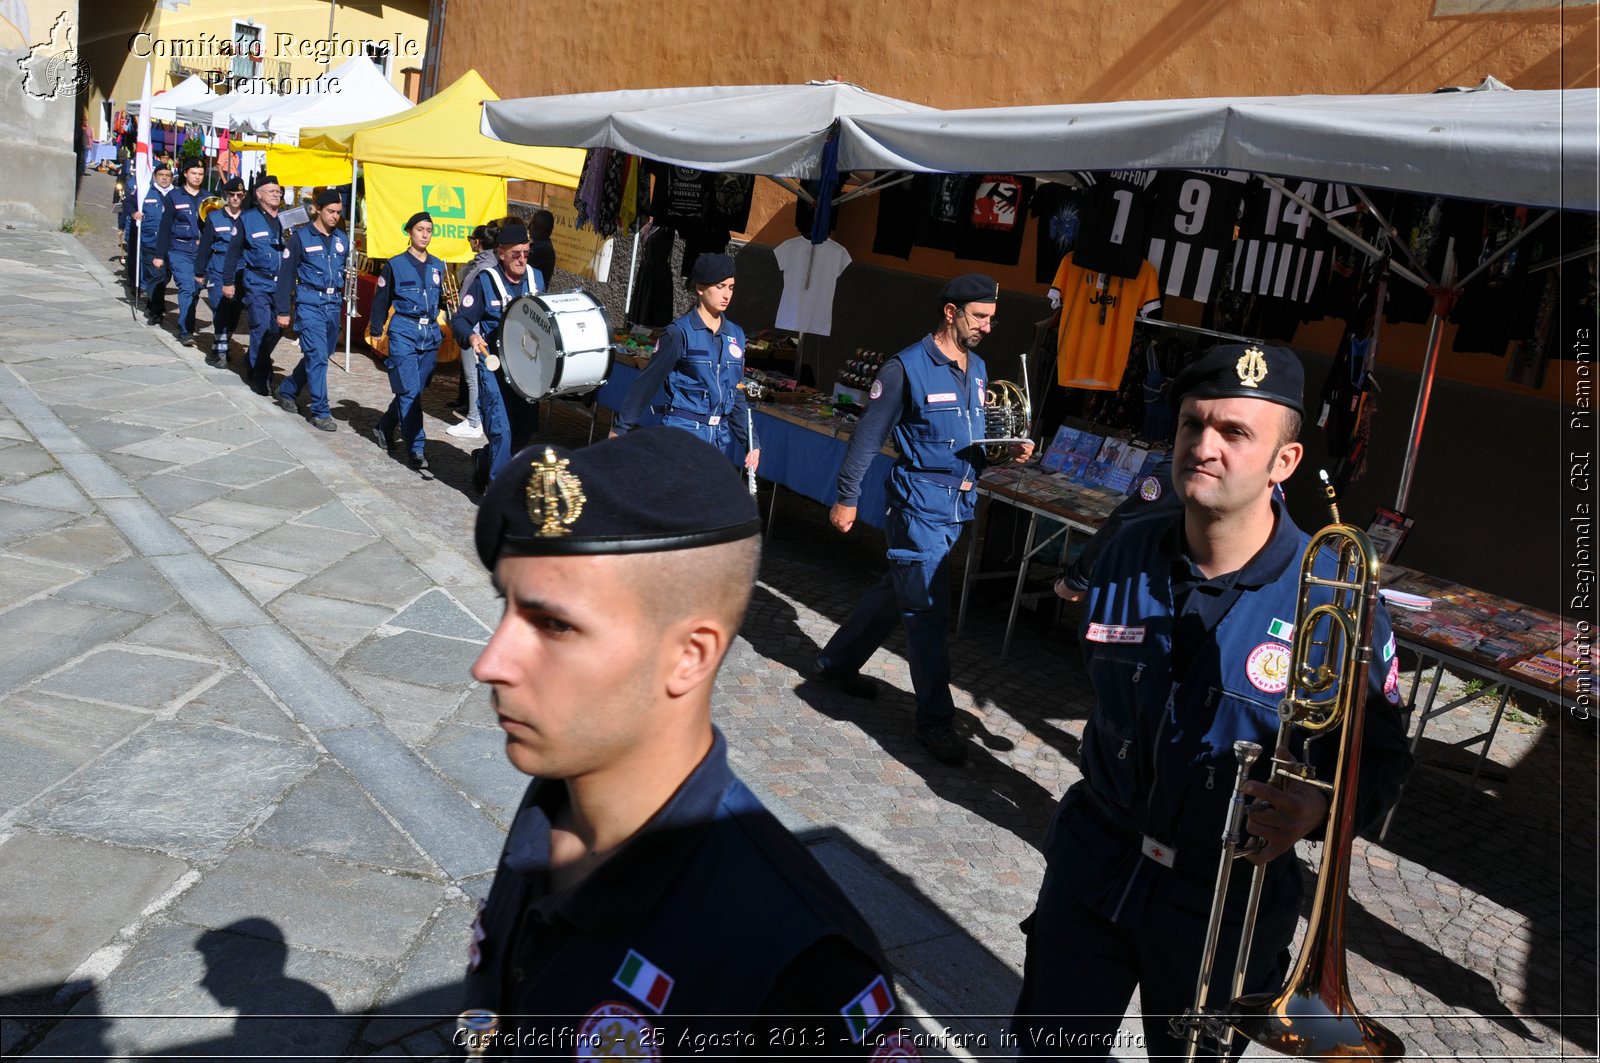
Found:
[462,429,918,1059]
[811,272,1033,766]
[272,188,348,431]
[1011,343,1412,1058]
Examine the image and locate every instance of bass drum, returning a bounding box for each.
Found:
[496,291,613,402]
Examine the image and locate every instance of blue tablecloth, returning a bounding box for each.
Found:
[597,357,891,530]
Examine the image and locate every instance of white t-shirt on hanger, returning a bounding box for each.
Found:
[773,236,851,336]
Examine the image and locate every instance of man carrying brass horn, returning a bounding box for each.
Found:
[1011,343,1412,1059]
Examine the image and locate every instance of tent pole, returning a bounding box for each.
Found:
[1453,209,1554,289]
[1395,239,1456,513]
[344,157,358,372]
[623,228,641,325]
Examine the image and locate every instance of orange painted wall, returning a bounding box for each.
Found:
[439,0,1598,402]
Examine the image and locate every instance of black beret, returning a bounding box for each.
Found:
[222,177,246,192]
[180,157,204,172]
[313,188,342,208]
[1169,343,1305,416]
[690,252,736,286]
[254,174,279,189]
[403,210,432,233]
[151,160,171,174]
[475,429,761,567]
[497,222,529,246]
[940,272,999,307]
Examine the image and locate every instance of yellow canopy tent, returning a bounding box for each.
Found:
[269,69,585,262]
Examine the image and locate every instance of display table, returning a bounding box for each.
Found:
[959,463,1124,659]
[1376,565,1575,838]
[594,359,894,530]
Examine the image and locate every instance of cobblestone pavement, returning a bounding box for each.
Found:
[0,174,1591,1059]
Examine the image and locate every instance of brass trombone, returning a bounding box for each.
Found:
[1176,471,1404,1061]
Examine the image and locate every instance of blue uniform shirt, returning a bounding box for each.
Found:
[368,250,446,339]
[220,206,284,294]
[462,729,907,1058]
[137,185,167,249]
[836,335,989,524]
[449,265,538,355]
[195,208,242,282]
[617,310,754,450]
[155,185,203,259]
[273,222,349,319]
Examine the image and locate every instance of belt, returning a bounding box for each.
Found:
[663,408,727,427]
[1081,789,1220,879]
[905,468,975,491]
[299,286,340,295]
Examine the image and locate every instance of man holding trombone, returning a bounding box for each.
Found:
[1011,344,1412,1059]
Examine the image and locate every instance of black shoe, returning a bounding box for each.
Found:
[809,658,878,700]
[409,452,432,478]
[177,333,194,347]
[312,416,337,433]
[204,353,223,367]
[471,465,489,495]
[250,380,270,396]
[917,722,969,766]
[372,425,396,452]
[276,395,297,413]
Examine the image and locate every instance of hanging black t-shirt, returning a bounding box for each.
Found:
[1071,170,1158,279]
[1233,177,1355,304]
[953,173,1035,266]
[1030,181,1085,283]
[872,177,917,259]
[913,173,969,252]
[649,166,754,232]
[1143,169,1249,303]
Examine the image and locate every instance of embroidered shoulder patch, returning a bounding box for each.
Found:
[376,275,386,288]
[1138,476,1162,502]
[613,949,673,1013]
[870,1029,924,1060]
[460,293,473,308]
[1246,642,1291,694]
[578,1002,659,1061]
[1384,657,1401,704]
[869,378,884,401]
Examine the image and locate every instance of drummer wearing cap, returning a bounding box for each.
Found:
[450,220,546,492]
[1010,344,1411,1059]
[221,174,287,396]
[195,176,248,367]
[612,252,759,472]
[368,211,446,474]
[463,429,916,1059]
[272,188,348,432]
[811,273,1033,767]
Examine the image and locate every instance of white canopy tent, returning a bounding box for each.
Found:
[838,82,1599,212]
[176,85,295,130]
[126,74,215,123]
[235,56,413,144]
[481,80,933,177]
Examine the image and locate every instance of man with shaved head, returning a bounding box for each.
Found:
[460,428,920,1060]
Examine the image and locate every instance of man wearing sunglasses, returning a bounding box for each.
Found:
[194,177,248,367]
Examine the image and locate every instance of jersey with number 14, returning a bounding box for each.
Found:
[1232,178,1356,303]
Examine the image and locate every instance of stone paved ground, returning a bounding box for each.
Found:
[0,173,1591,1060]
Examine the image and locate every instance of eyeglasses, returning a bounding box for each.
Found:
[959,308,996,328]
[226,191,245,197]
[504,250,530,259]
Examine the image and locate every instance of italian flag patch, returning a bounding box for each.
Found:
[613,949,673,1013]
[1268,618,1294,642]
[841,974,894,1043]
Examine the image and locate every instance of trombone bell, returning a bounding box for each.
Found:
[1231,985,1404,1060]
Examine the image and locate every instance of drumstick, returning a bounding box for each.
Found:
[746,406,757,496]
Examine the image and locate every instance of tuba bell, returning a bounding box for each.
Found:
[197,195,225,223]
[1175,471,1404,1062]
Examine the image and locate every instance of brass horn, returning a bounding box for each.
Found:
[1176,471,1404,1062]
[197,195,225,223]
[980,351,1034,462]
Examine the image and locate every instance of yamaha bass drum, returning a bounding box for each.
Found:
[494,292,613,402]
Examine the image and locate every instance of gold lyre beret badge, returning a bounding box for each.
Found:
[525,448,585,537]
[1235,345,1268,389]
